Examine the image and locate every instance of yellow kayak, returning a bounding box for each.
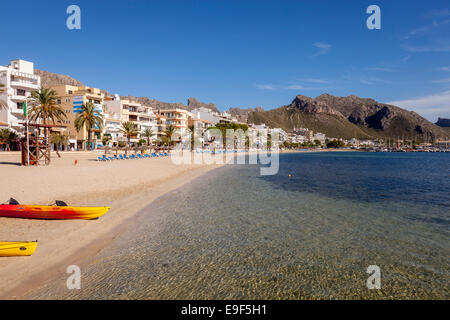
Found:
[0,241,38,257]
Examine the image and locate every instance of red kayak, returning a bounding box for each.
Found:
[0,204,110,220]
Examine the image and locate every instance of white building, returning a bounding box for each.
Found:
[271,128,287,143]
[313,132,326,144]
[0,59,41,133]
[104,95,158,143]
[191,107,220,125]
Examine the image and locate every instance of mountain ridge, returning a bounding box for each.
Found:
[35,69,448,140]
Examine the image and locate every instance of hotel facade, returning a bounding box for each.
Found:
[0,59,41,132]
[104,95,158,145]
[50,85,105,150]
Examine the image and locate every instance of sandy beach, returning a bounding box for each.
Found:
[0,150,224,299]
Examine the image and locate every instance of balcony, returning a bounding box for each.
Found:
[10,80,39,90]
[10,94,27,101]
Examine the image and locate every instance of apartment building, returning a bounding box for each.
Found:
[191,107,220,125]
[191,107,239,126]
[50,85,104,150]
[157,108,192,135]
[271,128,288,143]
[292,127,314,142]
[218,111,238,123]
[104,95,158,144]
[313,132,326,144]
[0,59,41,133]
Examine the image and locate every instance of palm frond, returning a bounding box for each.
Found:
[27,86,66,124]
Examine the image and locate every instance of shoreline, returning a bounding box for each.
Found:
[0,151,223,299]
[0,148,353,299]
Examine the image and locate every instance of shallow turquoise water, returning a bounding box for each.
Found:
[30,152,449,299]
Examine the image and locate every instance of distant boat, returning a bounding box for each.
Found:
[0,241,38,257]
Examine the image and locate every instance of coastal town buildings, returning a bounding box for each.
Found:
[104,95,158,145]
[50,85,105,150]
[190,107,239,126]
[156,108,192,135]
[0,59,41,133]
[292,127,314,142]
[313,133,326,144]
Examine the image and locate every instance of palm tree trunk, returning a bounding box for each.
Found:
[56,143,61,158]
[88,129,91,151]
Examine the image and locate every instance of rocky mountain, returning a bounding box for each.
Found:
[118,95,186,110]
[247,94,449,140]
[187,98,219,113]
[228,106,264,123]
[35,69,448,140]
[35,69,84,88]
[35,69,218,113]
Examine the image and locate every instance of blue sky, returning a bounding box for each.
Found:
[1,0,449,121]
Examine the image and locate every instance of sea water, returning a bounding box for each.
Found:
[30,152,449,299]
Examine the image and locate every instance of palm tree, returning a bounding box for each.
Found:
[27,87,65,125]
[188,124,195,150]
[102,135,112,155]
[27,87,66,150]
[120,121,139,154]
[143,128,154,146]
[50,132,68,158]
[164,124,176,146]
[74,102,103,151]
[0,128,18,151]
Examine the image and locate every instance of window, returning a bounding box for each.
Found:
[68,90,73,94]
[57,99,62,104]
[65,120,70,124]
[17,89,26,96]
[66,109,71,113]
[16,102,22,109]
[65,98,71,103]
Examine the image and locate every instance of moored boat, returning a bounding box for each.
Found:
[0,241,38,257]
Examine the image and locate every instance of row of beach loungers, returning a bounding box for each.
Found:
[97,152,169,162]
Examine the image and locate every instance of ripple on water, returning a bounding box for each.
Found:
[29,153,450,299]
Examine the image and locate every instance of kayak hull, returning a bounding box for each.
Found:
[0,205,110,220]
[0,241,38,257]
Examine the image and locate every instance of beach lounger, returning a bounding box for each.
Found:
[151,153,158,157]
[119,155,124,160]
[137,154,143,159]
[97,157,105,162]
[123,155,130,160]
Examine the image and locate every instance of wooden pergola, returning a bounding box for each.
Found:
[19,122,67,166]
